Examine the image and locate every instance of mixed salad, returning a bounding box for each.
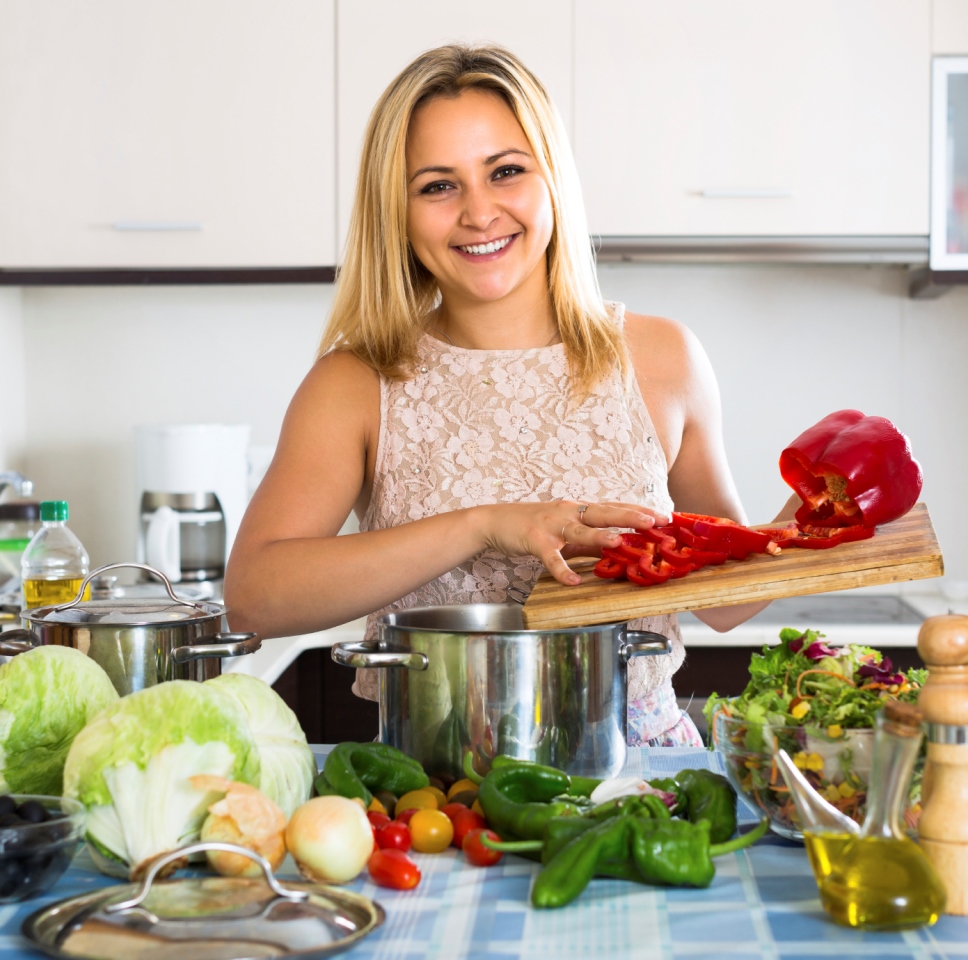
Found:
[704,627,926,831]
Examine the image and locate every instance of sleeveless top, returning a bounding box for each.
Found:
[355,302,687,731]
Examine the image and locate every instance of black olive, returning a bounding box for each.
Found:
[16,801,49,824]
[0,857,25,898]
[0,796,16,817]
[0,813,24,830]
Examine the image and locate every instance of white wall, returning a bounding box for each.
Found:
[0,288,27,473]
[17,284,334,567]
[10,267,968,598]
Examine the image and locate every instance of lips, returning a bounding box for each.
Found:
[454,235,516,257]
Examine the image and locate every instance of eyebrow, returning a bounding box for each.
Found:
[408,149,532,184]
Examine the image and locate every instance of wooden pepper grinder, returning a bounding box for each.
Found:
[917,614,968,915]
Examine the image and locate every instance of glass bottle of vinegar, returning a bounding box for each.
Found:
[810,700,947,930]
[20,501,90,608]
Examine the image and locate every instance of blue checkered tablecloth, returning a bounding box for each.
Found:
[2,747,967,959]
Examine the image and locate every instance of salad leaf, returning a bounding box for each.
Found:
[704,627,923,734]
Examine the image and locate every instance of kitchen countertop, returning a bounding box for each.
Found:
[3,747,967,959]
[223,586,968,687]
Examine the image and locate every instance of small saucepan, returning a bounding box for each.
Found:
[0,562,261,696]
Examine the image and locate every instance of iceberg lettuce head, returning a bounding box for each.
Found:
[206,672,315,817]
[0,645,118,795]
[62,679,260,876]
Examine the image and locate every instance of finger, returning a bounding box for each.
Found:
[588,502,670,528]
[544,551,582,586]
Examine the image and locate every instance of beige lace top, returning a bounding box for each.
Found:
[355,302,684,701]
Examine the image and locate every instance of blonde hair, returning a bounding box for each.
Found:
[318,43,629,399]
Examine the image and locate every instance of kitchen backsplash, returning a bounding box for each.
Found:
[1,265,965,599]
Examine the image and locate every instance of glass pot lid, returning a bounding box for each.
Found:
[22,842,385,960]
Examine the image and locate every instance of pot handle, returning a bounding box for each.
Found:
[171,632,262,663]
[331,639,429,671]
[52,562,211,614]
[619,631,672,661]
[0,628,38,656]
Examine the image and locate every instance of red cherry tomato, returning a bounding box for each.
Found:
[395,808,418,827]
[462,828,503,867]
[451,808,487,849]
[440,802,468,822]
[368,848,421,890]
[367,812,392,831]
[376,820,412,852]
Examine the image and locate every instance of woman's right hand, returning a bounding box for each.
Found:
[477,499,669,586]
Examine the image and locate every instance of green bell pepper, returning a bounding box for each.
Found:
[315,742,429,806]
[476,760,579,841]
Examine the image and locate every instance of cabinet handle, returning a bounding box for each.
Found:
[699,189,792,199]
[112,220,203,231]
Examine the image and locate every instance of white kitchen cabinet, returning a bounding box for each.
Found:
[0,0,336,269]
[575,0,931,238]
[336,0,572,258]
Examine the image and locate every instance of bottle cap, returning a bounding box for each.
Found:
[40,500,69,522]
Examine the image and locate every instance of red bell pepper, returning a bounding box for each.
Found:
[658,540,729,570]
[593,555,626,579]
[612,533,658,564]
[627,558,677,586]
[687,518,778,560]
[758,524,876,549]
[779,409,922,529]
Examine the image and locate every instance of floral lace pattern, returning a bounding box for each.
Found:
[356,303,685,730]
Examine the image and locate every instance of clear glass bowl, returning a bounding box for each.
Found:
[0,795,86,903]
[713,712,922,841]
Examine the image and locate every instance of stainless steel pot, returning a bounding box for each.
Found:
[0,562,261,695]
[331,604,671,780]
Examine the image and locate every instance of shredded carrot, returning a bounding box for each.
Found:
[795,669,857,700]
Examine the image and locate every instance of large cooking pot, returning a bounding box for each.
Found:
[0,562,261,695]
[331,604,671,780]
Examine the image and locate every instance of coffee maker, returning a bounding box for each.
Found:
[135,424,250,594]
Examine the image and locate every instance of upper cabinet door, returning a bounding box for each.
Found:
[575,0,931,237]
[0,0,336,269]
[336,0,572,259]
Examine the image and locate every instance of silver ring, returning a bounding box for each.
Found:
[577,503,589,519]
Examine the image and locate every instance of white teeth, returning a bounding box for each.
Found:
[459,236,511,255]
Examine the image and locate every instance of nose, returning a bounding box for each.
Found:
[459,183,499,231]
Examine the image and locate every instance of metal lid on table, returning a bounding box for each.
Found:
[22,842,385,960]
[26,563,223,626]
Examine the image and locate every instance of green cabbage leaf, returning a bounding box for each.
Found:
[0,645,118,795]
[206,672,316,817]
[62,680,260,874]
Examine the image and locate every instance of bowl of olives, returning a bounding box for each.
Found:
[0,794,86,902]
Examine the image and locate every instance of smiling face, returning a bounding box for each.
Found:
[405,88,555,319]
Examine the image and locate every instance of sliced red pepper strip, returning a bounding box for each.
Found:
[689,519,777,560]
[779,409,922,529]
[659,541,729,569]
[758,524,876,549]
[670,512,737,532]
[626,559,675,586]
[593,556,627,579]
[612,533,658,564]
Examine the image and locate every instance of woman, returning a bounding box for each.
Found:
[225,44,788,746]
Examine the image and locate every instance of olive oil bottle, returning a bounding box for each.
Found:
[20,501,90,608]
[814,701,946,930]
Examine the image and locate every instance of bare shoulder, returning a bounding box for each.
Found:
[622,310,705,384]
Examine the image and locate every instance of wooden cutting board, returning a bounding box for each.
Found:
[520,503,944,630]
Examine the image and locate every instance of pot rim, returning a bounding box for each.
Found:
[379,603,631,638]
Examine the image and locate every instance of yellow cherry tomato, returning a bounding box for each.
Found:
[367,796,388,815]
[409,808,454,853]
[422,786,447,808]
[395,790,438,818]
[446,778,478,801]
[471,799,485,817]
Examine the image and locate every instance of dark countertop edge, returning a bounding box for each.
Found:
[0,266,336,285]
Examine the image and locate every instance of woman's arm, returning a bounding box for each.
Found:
[625,313,795,632]
[224,351,666,638]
